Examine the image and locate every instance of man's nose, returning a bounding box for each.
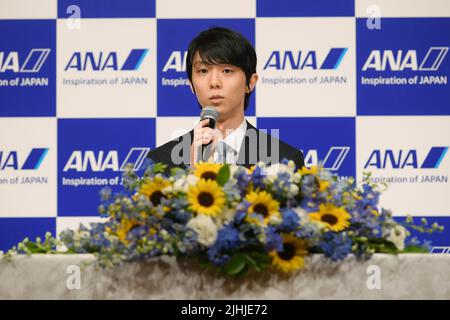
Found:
[209,70,222,88]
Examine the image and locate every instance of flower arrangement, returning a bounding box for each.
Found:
[2,160,443,276]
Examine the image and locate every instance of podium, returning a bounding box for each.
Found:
[1,253,449,299]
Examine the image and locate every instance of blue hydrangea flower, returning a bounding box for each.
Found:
[207,247,230,266]
[222,181,242,202]
[234,211,246,225]
[278,209,300,232]
[272,171,292,194]
[250,165,266,189]
[234,166,252,191]
[264,227,283,251]
[206,224,242,266]
[214,224,241,251]
[99,187,112,202]
[319,232,353,262]
[295,221,323,244]
[328,179,351,206]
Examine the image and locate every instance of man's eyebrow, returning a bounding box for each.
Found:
[193,61,234,67]
[193,61,206,67]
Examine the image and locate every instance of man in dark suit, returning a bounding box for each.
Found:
[147,27,304,172]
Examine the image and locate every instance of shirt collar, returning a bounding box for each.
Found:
[221,118,247,154]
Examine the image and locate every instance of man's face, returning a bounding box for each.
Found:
[190,51,252,121]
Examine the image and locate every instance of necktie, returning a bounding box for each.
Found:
[216,140,227,164]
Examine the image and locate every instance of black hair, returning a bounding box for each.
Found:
[186,26,257,111]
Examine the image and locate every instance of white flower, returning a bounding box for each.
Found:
[160,229,170,240]
[218,208,236,226]
[293,207,308,221]
[265,163,281,177]
[186,174,199,186]
[288,184,299,197]
[256,161,267,168]
[123,197,132,206]
[56,244,68,253]
[173,177,187,193]
[170,174,198,193]
[265,163,294,181]
[229,165,239,179]
[187,215,218,247]
[264,163,293,182]
[386,225,409,251]
[287,160,296,170]
[269,214,282,225]
[162,185,174,193]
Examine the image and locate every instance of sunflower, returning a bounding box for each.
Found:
[318,180,330,192]
[139,176,171,206]
[187,179,225,216]
[309,203,351,232]
[247,164,256,175]
[299,165,320,176]
[116,218,140,244]
[245,190,280,225]
[193,162,223,181]
[270,234,308,273]
[298,166,329,192]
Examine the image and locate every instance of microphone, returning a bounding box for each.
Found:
[199,106,219,162]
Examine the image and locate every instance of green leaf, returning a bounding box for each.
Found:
[170,167,184,177]
[370,240,398,254]
[401,246,429,253]
[224,254,246,275]
[153,162,168,174]
[375,245,398,254]
[234,264,249,277]
[244,255,263,271]
[24,241,38,250]
[196,253,211,269]
[245,252,270,272]
[217,164,230,186]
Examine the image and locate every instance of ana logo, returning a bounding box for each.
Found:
[362,47,448,71]
[364,147,448,169]
[0,148,49,170]
[162,51,187,72]
[64,49,148,71]
[0,49,50,73]
[303,147,350,170]
[263,48,348,70]
[63,148,150,172]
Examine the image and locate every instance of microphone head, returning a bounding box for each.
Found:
[200,106,219,128]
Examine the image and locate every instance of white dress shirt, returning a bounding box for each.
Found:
[212,118,247,164]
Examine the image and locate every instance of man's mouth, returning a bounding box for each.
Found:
[209,95,224,103]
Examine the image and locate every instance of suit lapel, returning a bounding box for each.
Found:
[236,120,266,167]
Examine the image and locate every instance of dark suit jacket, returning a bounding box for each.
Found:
[147,120,304,172]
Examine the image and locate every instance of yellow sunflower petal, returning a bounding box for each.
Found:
[308,204,351,232]
[139,176,171,206]
[245,190,280,225]
[270,235,308,273]
[193,162,223,181]
[187,179,225,216]
[116,219,140,244]
[299,165,319,176]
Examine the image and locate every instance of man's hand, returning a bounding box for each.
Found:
[190,118,223,164]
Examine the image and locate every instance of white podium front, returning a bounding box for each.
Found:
[0,254,449,299]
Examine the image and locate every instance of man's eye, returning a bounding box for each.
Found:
[223,69,233,73]
[198,69,207,73]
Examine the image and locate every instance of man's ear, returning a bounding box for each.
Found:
[246,73,258,93]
